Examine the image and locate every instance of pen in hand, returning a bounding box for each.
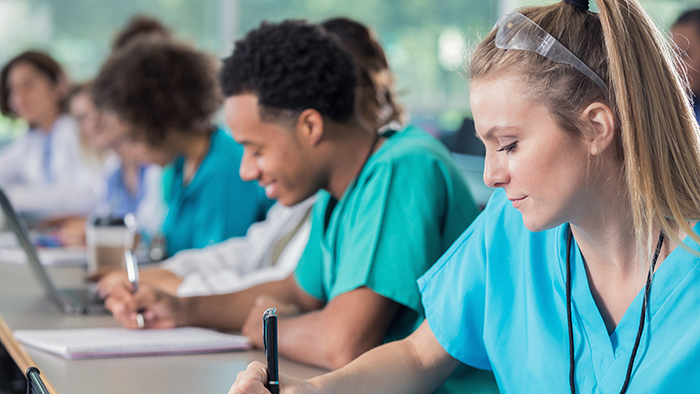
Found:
[124,250,145,329]
[263,308,279,394]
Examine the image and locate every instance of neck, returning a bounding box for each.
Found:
[323,119,379,200]
[569,171,640,277]
[178,129,211,185]
[36,111,60,134]
[569,174,672,334]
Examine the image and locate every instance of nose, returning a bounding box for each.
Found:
[483,150,509,188]
[239,150,262,182]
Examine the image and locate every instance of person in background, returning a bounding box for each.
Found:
[0,51,102,216]
[111,14,173,51]
[68,83,119,189]
[94,17,415,299]
[110,14,176,209]
[321,17,405,133]
[92,36,273,257]
[671,8,700,123]
[229,0,700,393]
[104,22,479,394]
[51,83,163,247]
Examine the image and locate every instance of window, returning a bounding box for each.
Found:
[0,0,696,139]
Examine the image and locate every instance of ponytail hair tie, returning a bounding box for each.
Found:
[563,0,589,11]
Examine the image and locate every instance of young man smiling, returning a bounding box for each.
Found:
[104,20,479,375]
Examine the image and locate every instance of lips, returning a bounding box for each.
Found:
[259,181,277,199]
[508,196,527,209]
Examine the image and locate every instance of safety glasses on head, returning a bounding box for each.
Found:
[494,12,608,96]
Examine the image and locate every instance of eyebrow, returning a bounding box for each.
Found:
[237,139,260,149]
[475,126,517,142]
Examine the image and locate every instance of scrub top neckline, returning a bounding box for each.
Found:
[322,129,399,225]
[173,128,217,195]
[319,128,403,263]
[337,129,398,204]
[560,221,700,371]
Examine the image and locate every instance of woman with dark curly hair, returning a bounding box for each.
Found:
[92,37,273,257]
[0,51,102,216]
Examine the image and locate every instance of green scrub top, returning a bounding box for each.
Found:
[294,125,479,342]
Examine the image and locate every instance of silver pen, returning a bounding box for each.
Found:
[124,250,145,329]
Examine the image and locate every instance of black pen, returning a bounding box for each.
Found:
[124,250,145,329]
[263,307,279,394]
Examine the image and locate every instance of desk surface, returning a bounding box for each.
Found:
[0,262,326,394]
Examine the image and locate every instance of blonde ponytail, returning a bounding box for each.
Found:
[595,0,700,256]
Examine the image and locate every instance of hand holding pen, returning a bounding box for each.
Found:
[124,250,145,329]
[228,361,323,394]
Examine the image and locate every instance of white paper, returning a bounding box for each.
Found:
[14,327,252,359]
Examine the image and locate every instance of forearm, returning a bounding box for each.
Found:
[139,268,183,295]
[276,311,380,370]
[182,278,300,329]
[309,333,458,394]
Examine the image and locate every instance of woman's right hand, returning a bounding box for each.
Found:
[104,283,184,329]
[229,361,320,394]
[92,269,130,298]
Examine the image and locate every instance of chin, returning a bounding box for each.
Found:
[277,190,316,207]
[521,214,561,233]
[274,194,298,207]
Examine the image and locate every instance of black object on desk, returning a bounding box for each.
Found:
[25,367,49,394]
[263,308,279,394]
[0,341,25,394]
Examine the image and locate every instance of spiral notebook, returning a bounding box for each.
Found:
[14,327,252,359]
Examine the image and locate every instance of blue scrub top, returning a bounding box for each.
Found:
[104,164,148,218]
[419,188,700,393]
[162,129,273,256]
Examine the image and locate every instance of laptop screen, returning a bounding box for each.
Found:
[0,188,65,308]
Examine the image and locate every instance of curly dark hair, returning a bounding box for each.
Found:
[112,15,172,50]
[92,37,221,146]
[0,50,67,118]
[220,20,356,124]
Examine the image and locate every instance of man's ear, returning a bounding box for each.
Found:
[581,102,615,156]
[295,108,325,146]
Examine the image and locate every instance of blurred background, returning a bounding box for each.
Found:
[0,0,697,142]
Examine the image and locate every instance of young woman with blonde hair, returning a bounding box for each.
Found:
[229,0,700,392]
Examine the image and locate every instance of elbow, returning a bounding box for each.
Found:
[324,339,375,370]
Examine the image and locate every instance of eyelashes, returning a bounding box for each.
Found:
[497,142,518,153]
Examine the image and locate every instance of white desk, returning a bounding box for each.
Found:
[0,263,326,394]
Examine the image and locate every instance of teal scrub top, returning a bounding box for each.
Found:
[419,188,700,393]
[294,125,479,342]
[162,129,273,256]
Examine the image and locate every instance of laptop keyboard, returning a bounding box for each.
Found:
[59,288,107,314]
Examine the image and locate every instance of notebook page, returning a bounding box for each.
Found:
[14,327,251,359]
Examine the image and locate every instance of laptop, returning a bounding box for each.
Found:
[0,188,107,315]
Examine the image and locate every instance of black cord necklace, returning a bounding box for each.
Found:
[566,228,664,394]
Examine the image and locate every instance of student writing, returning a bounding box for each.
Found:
[229,0,700,392]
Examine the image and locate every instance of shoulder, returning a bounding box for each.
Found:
[373,125,453,163]
[364,125,458,182]
[210,128,243,155]
[420,188,562,285]
[52,115,80,139]
[200,129,244,178]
